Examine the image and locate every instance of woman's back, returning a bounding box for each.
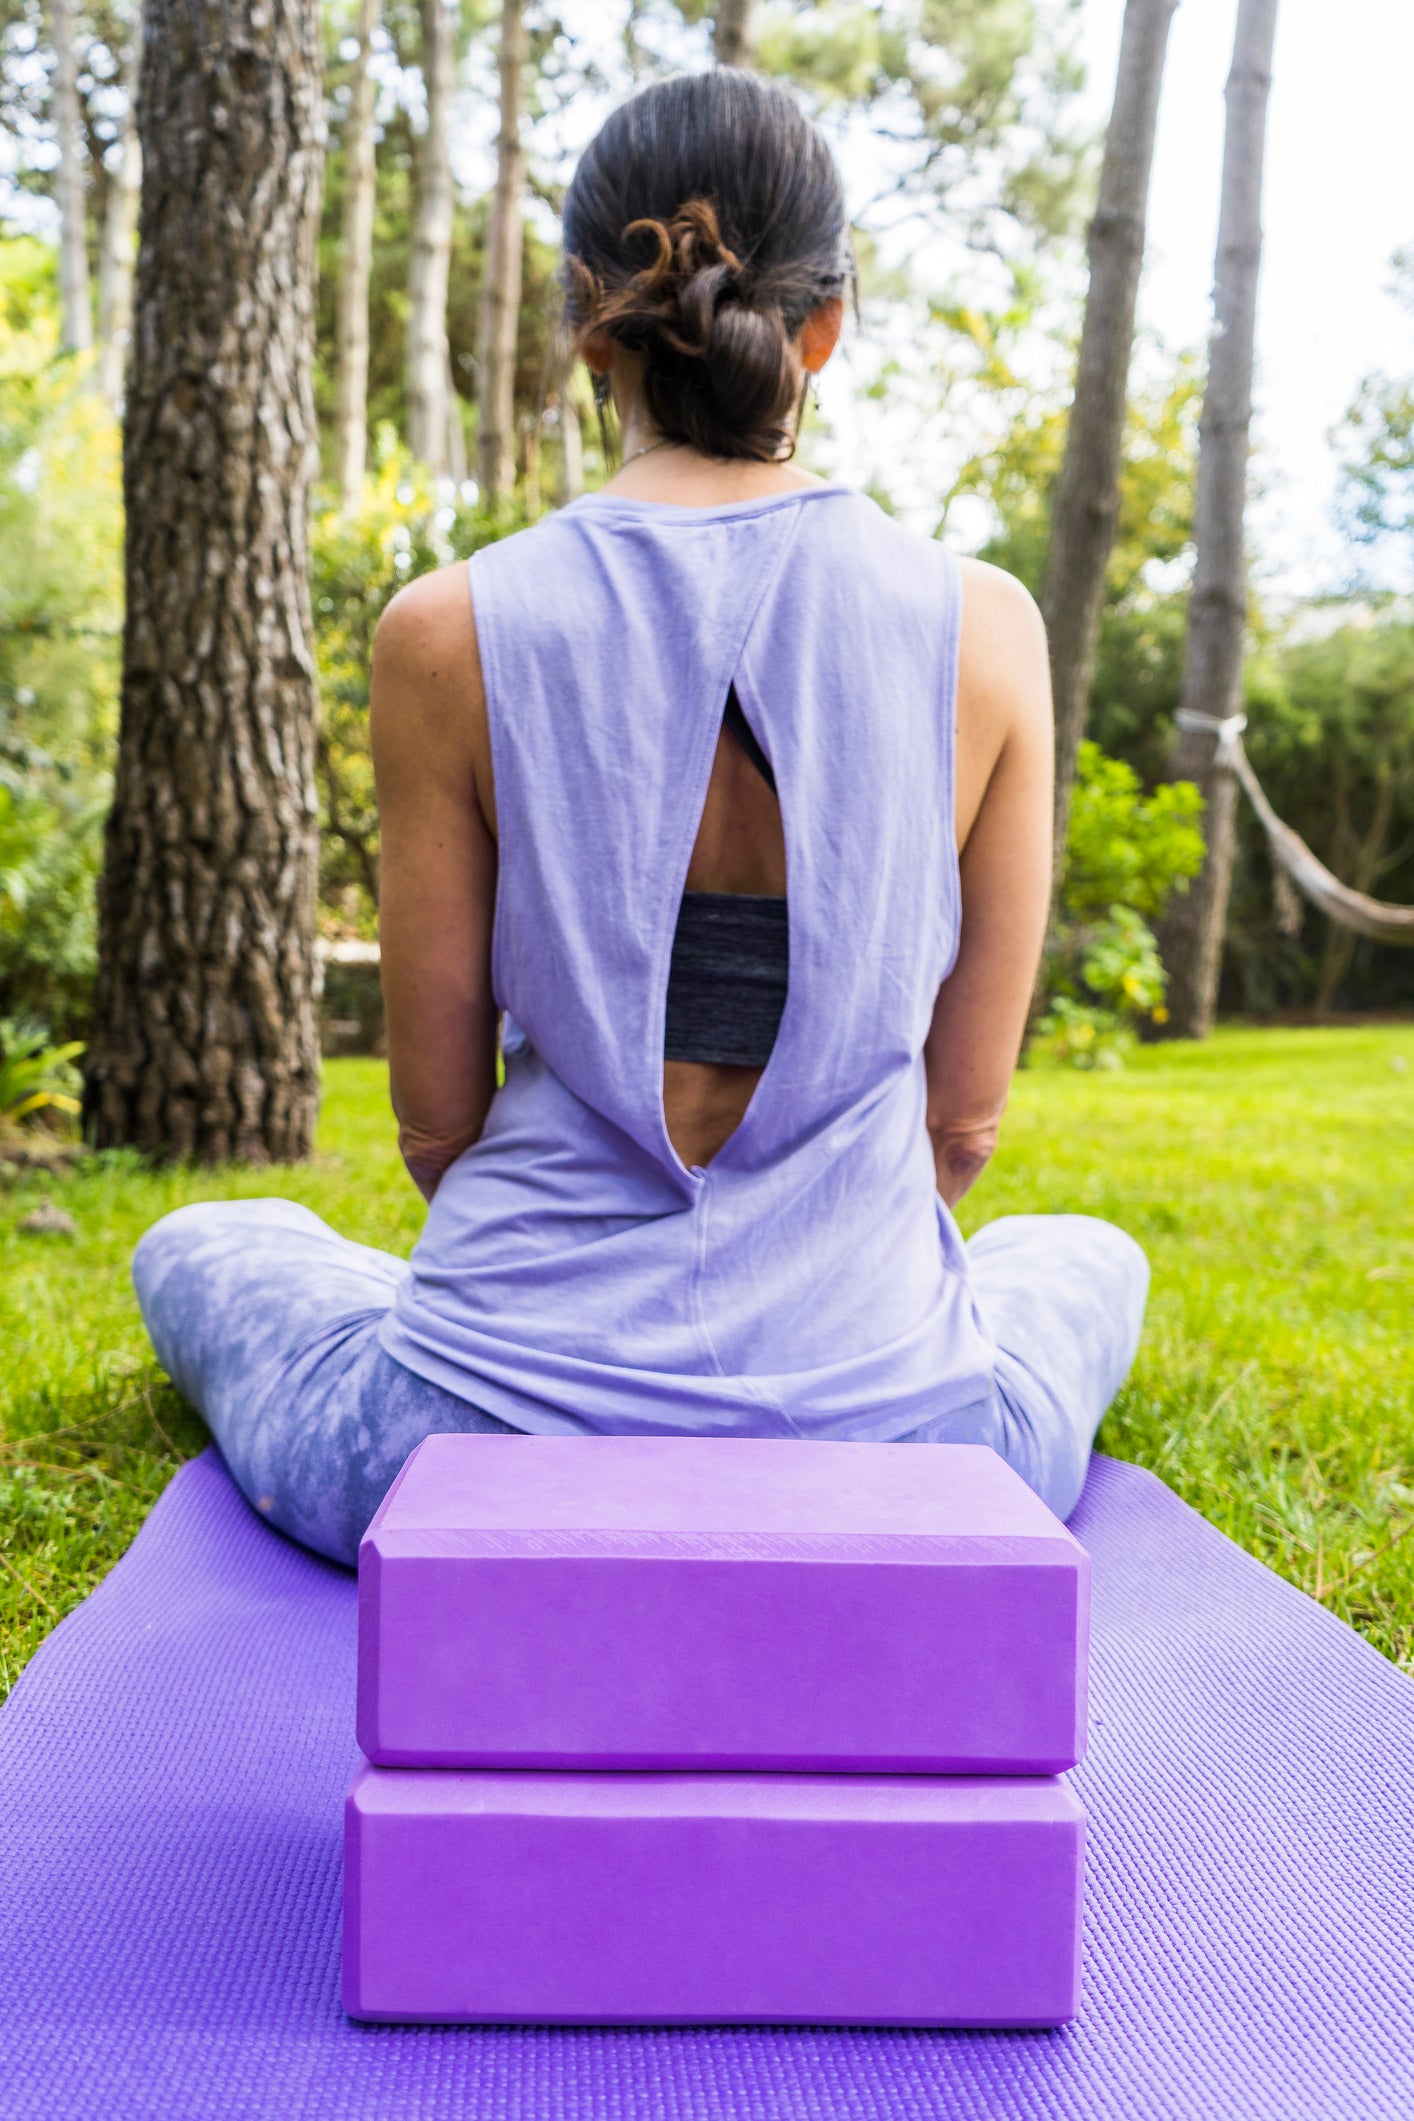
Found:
[130,69,1148,1571]
[377,480,998,1439]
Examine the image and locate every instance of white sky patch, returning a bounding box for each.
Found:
[1076,0,1414,596]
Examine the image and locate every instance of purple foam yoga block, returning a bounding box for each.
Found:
[343,1762,1086,2026]
[358,1435,1089,1772]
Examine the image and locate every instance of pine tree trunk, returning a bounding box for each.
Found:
[714,0,755,66]
[1156,0,1279,1038]
[336,0,380,503]
[445,342,468,482]
[84,0,326,1163]
[406,0,453,471]
[475,0,526,502]
[50,0,92,352]
[1043,0,1178,881]
[96,11,143,404]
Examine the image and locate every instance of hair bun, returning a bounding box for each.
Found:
[570,197,800,463]
[620,202,746,358]
[562,72,852,462]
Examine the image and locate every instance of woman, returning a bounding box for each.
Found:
[134,70,1148,1567]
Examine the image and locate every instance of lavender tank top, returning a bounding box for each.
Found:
[379,483,996,1438]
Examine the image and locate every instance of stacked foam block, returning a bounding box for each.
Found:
[343,1434,1090,2026]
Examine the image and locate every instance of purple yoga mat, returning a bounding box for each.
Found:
[3,1448,1414,2119]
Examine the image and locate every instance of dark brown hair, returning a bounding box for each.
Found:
[562,71,853,463]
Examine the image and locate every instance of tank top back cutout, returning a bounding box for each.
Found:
[380,483,995,1440]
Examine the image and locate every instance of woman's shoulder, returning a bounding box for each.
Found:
[371,560,482,745]
[957,555,1045,644]
[954,557,1050,751]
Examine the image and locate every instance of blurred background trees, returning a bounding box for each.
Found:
[0,0,1408,1134]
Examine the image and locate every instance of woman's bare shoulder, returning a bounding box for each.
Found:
[373,560,478,684]
[957,556,1046,664]
[955,556,1050,737]
[370,558,484,778]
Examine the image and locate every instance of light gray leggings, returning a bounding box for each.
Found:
[133,1202,1149,1568]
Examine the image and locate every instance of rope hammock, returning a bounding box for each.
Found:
[1176,711,1414,945]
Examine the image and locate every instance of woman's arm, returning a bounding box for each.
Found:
[370,564,500,1200]
[924,559,1053,1209]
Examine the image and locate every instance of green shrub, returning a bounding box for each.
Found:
[0,235,121,1037]
[1032,742,1204,1067]
[312,430,528,936]
[0,1019,83,1128]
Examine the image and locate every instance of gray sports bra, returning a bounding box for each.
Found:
[663,688,788,1069]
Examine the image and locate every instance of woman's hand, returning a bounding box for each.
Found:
[370,565,501,1200]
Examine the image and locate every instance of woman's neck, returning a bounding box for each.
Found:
[604,417,825,509]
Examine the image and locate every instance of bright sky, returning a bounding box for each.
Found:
[1076,0,1414,596]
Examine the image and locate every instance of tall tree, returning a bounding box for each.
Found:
[406,0,453,470]
[84,0,326,1161]
[336,0,381,501]
[95,8,143,404]
[49,0,92,351]
[1156,0,1280,1036]
[475,0,526,501]
[714,0,754,68]
[1042,0,1178,883]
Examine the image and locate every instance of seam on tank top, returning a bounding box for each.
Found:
[934,540,966,987]
[689,1178,791,1428]
[689,1178,728,1379]
[468,546,512,1013]
[571,483,854,527]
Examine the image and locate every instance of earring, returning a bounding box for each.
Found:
[592,371,611,412]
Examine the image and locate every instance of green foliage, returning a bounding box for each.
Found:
[1033,742,1205,1067]
[957,348,1202,783]
[1338,373,1414,556]
[1225,618,1414,1015]
[0,233,122,1036]
[312,434,529,933]
[1335,252,1414,567]
[1061,740,1207,921]
[1032,910,1170,1072]
[0,1020,83,1126]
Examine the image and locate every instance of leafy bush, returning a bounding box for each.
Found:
[1031,742,1204,1068]
[0,235,121,1037]
[0,1020,83,1129]
[312,430,528,937]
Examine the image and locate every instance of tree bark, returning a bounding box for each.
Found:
[84,0,326,1163]
[1156,0,1279,1038]
[50,0,93,352]
[474,0,526,502]
[96,11,143,405]
[445,342,468,482]
[1043,0,1178,880]
[714,0,755,67]
[406,0,454,471]
[336,0,380,503]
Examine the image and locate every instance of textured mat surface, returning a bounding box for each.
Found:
[3,1449,1413,2120]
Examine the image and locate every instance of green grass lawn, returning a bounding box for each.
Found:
[2,1026,1411,1697]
